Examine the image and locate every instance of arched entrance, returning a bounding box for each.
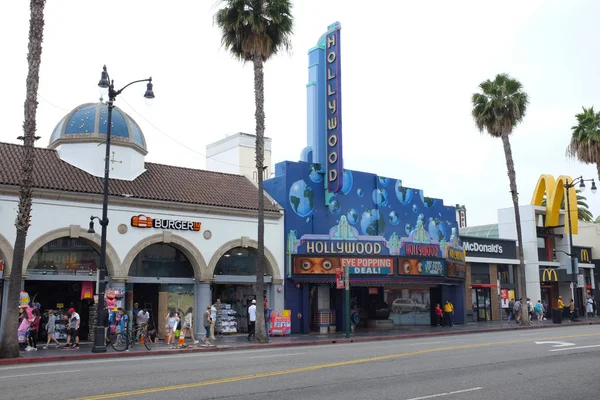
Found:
[127,243,196,339]
[24,237,103,342]
[0,233,12,335]
[211,245,277,334]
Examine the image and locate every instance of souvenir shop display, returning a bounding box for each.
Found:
[217,303,238,334]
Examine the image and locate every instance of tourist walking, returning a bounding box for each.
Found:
[26,308,41,351]
[65,308,80,349]
[586,296,594,319]
[182,307,199,344]
[210,303,217,340]
[201,305,212,345]
[247,299,257,340]
[569,299,576,321]
[43,310,60,349]
[534,300,543,322]
[165,311,177,347]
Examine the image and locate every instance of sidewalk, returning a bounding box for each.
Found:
[2,318,599,366]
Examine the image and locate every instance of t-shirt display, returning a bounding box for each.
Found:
[217,303,237,333]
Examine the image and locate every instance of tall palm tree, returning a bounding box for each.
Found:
[215,0,293,343]
[541,189,593,222]
[567,106,600,180]
[471,73,529,308]
[0,0,46,359]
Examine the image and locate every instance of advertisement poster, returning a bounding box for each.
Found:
[397,259,444,277]
[293,257,393,275]
[269,310,291,336]
[500,289,509,308]
[80,281,94,300]
[335,267,344,289]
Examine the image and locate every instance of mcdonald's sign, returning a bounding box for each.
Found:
[531,174,578,234]
[573,246,592,263]
[541,268,558,282]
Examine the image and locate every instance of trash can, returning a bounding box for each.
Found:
[552,307,563,324]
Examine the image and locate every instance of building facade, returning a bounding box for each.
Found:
[0,103,284,341]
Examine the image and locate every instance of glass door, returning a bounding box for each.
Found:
[472,288,491,321]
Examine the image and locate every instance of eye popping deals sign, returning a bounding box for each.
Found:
[293,257,393,275]
[397,259,446,276]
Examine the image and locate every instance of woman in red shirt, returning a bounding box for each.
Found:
[27,308,41,351]
[435,304,443,327]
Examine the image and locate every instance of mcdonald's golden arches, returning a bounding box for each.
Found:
[531,174,578,234]
[580,249,590,262]
[542,268,558,282]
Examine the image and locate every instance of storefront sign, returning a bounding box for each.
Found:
[305,240,382,255]
[541,268,558,282]
[573,246,592,263]
[341,258,393,275]
[56,303,64,309]
[531,174,578,234]
[460,236,517,260]
[131,214,201,232]
[422,260,445,276]
[447,262,466,278]
[447,248,466,262]
[325,24,343,193]
[81,281,94,300]
[405,243,439,257]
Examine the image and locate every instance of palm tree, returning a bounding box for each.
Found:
[0,0,46,359]
[215,0,293,343]
[567,106,600,180]
[541,189,593,222]
[471,73,529,308]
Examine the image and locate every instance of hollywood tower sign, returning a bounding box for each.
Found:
[301,22,344,198]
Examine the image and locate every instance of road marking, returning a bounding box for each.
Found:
[534,341,575,348]
[549,344,600,352]
[250,352,304,359]
[408,341,446,346]
[72,332,600,400]
[0,369,80,379]
[405,387,483,400]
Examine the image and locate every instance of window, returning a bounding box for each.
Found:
[498,265,516,285]
[28,238,100,275]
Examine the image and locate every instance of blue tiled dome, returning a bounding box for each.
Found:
[49,103,147,153]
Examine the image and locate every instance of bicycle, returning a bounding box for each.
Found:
[110,326,153,352]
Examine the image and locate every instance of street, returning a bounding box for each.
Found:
[1,324,599,400]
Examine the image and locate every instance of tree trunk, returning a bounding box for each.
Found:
[253,54,267,342]
[0,0,46,358]
[596,162,600,185]
[501,132,528,322]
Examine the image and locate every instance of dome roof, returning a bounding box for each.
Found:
[49,103,147,154]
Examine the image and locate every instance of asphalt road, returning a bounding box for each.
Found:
[1,325,599,400]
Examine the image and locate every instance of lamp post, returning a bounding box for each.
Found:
[88,65,154,353]
[564,176,596,319]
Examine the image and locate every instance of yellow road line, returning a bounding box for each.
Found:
[73,332,600,400]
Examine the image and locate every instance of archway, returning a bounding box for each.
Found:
[0,233,12,276]
[207,238,282,283]
[23,226,120,277]
[121,233,208,281]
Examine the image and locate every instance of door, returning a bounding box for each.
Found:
[541,286,554,319]
[472,288,491,321]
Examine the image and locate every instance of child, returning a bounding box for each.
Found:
[43,310,60,349]
[435,304,443,327]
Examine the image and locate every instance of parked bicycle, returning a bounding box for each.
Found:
[110,326,153,352]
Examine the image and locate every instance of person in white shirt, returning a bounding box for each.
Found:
[210,304,217,339]
[247,299,257,341]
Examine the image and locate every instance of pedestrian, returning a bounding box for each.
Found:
[507,298,514,323]
[210,303,217,340]
[264,300,271,342]
[593,296,597,318]
[541,300,548,320]
[557,296,564,309]
[247,299,257,340]
[26,308,41,351]
[18,307,30,352]
[513,298,522,325]
[43,310,60,349]
[534,300,543,322]
[526,298,533,325]
[201,305,212,345]
[65,308,80,349]
[586,296,594,319]
[182,307,199,345]
[443,300,454,327]
[569,299,575,322]
[435,303,443,327]
[132,302,140,324]
[165,311,177,347]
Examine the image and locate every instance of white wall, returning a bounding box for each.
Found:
[56,143,146,181]
[206,146,240,175]
[206,133,272,183]
[0,194,284,281]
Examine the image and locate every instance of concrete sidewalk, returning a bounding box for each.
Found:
[2,318,599,366]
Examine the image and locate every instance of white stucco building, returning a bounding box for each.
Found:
[0,103,284,340]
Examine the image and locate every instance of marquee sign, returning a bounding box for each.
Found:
[293,257,393,275]
[531,174,578,234]
[131,214,201,232]
[460,236,517,260]
[325,23,343,193]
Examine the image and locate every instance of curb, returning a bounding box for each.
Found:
[2,320,598,366]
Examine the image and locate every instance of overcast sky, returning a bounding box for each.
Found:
[2,0,600,226]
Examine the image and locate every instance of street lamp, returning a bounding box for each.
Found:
[90,65,154,354]
[564,176,596,320]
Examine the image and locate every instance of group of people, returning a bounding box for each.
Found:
[164,305,214,348]
[18,304,81,352]
[434,300,454,327]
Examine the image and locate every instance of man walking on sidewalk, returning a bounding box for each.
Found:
[247,299,257,341]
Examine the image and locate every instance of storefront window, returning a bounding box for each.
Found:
[214,247,260,276]
[498,265,516,285]
[130,244,193,277]
[470,264,490,284]
[28,238,99,275]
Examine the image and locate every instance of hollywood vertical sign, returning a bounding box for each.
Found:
[326,24,343,193]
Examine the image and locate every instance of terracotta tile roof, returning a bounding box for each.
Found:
[0,142,280,213]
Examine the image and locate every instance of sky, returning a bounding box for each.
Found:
[1,0,600,227]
